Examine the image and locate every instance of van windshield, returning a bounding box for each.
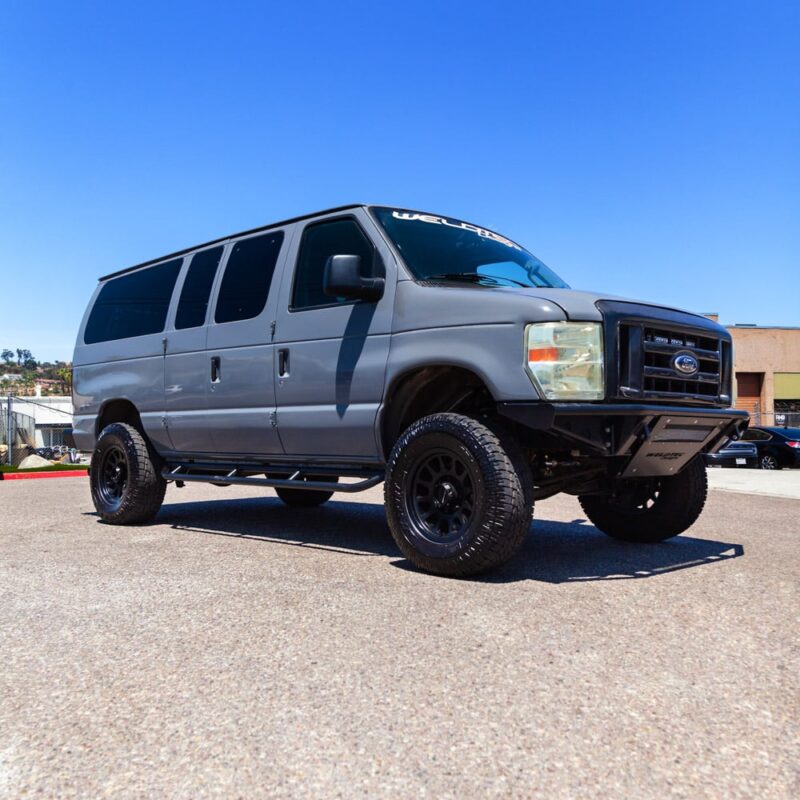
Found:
[372,207,569,289]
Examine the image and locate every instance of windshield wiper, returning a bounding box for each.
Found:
[424,272,528,288]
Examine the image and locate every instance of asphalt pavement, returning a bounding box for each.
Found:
[1,477,797,798]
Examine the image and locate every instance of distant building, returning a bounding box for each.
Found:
[0,395,73,448]
[705,315,800,425]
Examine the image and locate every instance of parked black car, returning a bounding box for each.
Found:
[741,427,800,470]
[703,439,758,468]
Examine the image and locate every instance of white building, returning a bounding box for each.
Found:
[0,395,73,448]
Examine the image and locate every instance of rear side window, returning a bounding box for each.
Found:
[292,218,376,310]
[175,246,224,329]
[215,232,284,324]
[84,258,182,344]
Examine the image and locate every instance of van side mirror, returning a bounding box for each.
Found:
[323,255,385,302]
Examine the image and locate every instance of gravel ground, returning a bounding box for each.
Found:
[1,477,798,798]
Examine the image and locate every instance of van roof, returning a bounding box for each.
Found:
[99,204,366,280]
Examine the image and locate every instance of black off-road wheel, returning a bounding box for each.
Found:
[385,413,532,577]
[275,476,338,507]
[90,422,166,524]
[578,456,707,543]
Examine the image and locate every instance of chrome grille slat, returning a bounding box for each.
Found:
[643,366,720,384]
[640,389,720,401]
[642,341,720,361]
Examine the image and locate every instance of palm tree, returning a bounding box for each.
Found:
[56,367,73,394]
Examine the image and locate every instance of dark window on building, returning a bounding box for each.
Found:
[215,232,284,324]
[84,258,183,344]
[735,372,763,398]
[292,218,376,310]
[175,246,224,330]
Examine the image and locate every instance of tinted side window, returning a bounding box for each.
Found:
[742,429,770,441]
[292,219,375,310]
[215,232,284,324]
[84,258,182,344]
[175,246,224,330]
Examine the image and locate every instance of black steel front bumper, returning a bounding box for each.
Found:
[498,402,749,478]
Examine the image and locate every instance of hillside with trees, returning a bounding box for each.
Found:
[1,348,72,395]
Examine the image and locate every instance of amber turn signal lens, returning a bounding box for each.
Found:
[528,347,559,362]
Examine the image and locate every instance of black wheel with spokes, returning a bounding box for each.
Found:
[578,456,708,543]
[97,444,129,511]
[90,422,166,524]
[407,448,479,546]
[385,413,532,577]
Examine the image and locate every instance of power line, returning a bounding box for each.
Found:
[0,396,73,417]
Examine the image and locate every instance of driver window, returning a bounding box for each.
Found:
[292,219,375,310]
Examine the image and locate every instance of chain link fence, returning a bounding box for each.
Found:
[740,401,800,428]
[1,395,77,466]
[0,402,37,466]
[758,412,800,427]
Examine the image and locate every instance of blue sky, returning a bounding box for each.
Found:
[1,0,798,362]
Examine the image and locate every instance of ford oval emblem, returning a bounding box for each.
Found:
[672,352,699,376]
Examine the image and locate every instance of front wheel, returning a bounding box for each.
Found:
[90,423,166,524]
[385,413,532,577]
[578,456,707,543]
[760,453,779,470]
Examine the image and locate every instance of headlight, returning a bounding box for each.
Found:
[525,322,604,400]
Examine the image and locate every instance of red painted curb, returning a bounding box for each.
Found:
[1,470,89,481]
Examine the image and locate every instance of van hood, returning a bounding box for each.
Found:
[392,279,714,334]
[503,287,699,323]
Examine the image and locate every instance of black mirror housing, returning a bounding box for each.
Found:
[323,254,385,301]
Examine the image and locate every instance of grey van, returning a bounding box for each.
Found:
[73,205,747,576]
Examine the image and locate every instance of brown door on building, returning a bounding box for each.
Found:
[736,372,763,421]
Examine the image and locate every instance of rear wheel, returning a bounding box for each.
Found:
[578,456,707,543]
[385,413,531,577]
[275,476,338,507]
[90,423,166,524]
[760,453,779,470]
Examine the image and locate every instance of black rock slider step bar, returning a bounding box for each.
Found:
[162,462,384,493]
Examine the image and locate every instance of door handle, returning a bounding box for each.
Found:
[278,349,289,377]
[210,356,221,382]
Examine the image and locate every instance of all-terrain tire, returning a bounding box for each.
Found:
[275,476,338,507]
[578,456,708,543]
[90,422,166,524]
[385,413,531,577]
[482,418,534,518]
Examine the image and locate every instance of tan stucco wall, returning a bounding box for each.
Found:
[727,327,800,412]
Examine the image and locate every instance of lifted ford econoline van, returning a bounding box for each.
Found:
[73,205,747,576]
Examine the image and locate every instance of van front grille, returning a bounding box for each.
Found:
[617,322,732,406]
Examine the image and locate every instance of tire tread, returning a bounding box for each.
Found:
[385,413,532,576]
[90,422,166,525]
